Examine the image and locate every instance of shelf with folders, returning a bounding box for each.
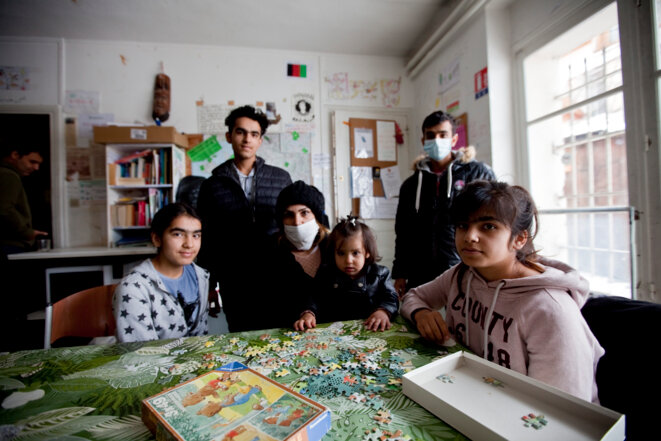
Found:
[106,143,185,247]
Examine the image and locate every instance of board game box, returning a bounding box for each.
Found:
[402,351,624,441]
[142,361,331,441]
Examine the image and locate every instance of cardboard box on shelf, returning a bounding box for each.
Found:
[402,351,624,441]
[93,125,189,148]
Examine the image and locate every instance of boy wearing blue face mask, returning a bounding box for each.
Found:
[392,111,495,297]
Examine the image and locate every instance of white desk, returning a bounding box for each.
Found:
[6,246,158,312]
[7,246,156,260]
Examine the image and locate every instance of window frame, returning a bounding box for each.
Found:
[513,0,660,301]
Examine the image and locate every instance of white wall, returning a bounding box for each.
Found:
[409,11,493,169]
[1,37,413,247]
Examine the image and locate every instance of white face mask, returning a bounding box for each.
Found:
[284,219,319,250]
[423,137,453,161]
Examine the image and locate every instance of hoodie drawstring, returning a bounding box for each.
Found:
[415,171,423,213]
[446,161,453,198]
[482,281,505,359]
[464,271,473,347]
[415,160,454,213]
[463,270,506,360]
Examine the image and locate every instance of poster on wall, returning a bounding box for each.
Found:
[474,67,488,100]
[291,93,314,123]
[0,40,60,105]
[439,58,460,93]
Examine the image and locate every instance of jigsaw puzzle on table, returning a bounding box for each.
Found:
[0,319,464,441]
[142,361,330,441]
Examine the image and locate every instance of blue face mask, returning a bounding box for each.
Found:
[423,137,453,161]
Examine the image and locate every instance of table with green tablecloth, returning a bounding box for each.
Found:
[0,319,467,440]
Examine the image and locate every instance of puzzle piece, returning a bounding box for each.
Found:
[373,409,392,425]
[483,376,505,387]
[275,369,290,377]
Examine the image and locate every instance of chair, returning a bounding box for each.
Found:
[581,294,661,440]
[176,175,206,211]
[44,284,117,349]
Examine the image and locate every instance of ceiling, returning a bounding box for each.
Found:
[0,0,468,59]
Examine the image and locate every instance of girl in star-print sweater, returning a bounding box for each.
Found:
[113,203,209,343]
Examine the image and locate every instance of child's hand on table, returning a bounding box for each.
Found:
[294,312,316,331]
[413,309,453,345]
[364,309,391,331]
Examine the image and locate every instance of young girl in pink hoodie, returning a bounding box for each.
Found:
[400,180,603,402]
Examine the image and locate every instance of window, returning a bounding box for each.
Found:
[655,1,661,140]
[522,3,632,297]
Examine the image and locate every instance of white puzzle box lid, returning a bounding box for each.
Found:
[402,351,624,441]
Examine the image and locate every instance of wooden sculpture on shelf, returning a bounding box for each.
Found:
[152,72,170,124]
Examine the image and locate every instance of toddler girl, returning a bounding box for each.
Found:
[401,180,603,402]
[294,216,399,332]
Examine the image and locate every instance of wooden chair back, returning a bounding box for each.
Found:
[47,284,117,347]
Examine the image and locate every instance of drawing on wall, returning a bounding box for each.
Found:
[292,93,314,123]
[380,77,401,108]
[324,72,402,108]
[325,72,350,99]
[351,80,378,100]
[64,90,100,115]
[0,66,30,90]
[439,58,460,93]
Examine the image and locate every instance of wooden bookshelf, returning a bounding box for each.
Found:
[105,143,185,247]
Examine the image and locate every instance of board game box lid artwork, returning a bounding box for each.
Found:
[142,361,331,441]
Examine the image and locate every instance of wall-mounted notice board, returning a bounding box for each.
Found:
[349,118,398,216]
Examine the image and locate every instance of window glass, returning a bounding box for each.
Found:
[523,2,630,297]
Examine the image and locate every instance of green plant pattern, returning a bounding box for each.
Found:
[0,319,466,440]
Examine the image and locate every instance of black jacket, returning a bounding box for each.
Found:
[264,236,330,329]
[304,263,399,324]
[196,157,291,332]
[392,149,495,289]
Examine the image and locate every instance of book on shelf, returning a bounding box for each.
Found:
[142,361,331,441]
[108,148,171,186]
[110,191,166,228]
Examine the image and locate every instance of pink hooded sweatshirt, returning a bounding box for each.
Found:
[401,257,604,403]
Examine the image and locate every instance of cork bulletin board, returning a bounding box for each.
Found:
[349,118,398,215]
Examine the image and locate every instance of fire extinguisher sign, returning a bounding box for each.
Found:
[474,67,488,100]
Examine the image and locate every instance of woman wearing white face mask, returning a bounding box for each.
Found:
[263,181,330,328]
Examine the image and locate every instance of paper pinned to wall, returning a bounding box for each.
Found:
[360,196,398,219]
[197,104,232,134]
[281,131,311,153]
[354,127,374,158]
[351,166,373,198]
[65,90,100,115]
[77,113,113,147]
[376,121,396,162]
[380,165,401,199]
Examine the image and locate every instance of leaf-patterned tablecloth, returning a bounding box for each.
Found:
[0,319,467,441]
